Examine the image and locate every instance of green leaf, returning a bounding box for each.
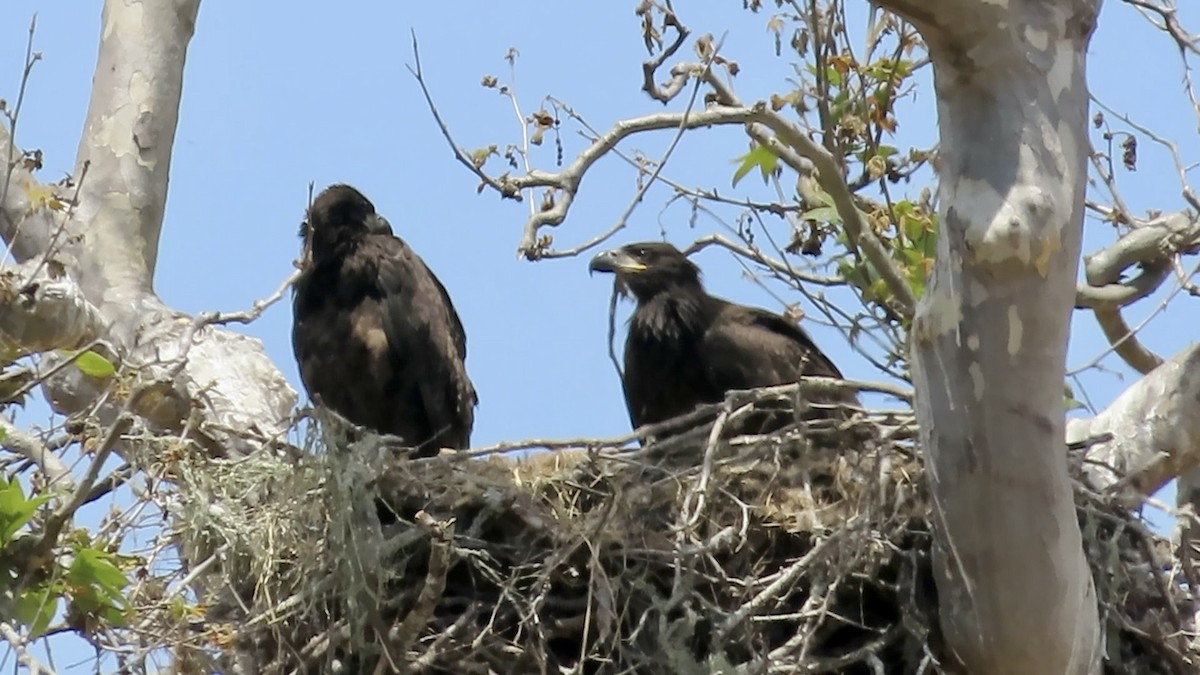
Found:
[906,263,928,299]
[69,547,129,599]
[67,546,130,628]
[825,65,842,88]
[13,583,59,638]
[730,144,779,188]
[0,478,53,544]
[798,206,841,225]
[72,351,116,379]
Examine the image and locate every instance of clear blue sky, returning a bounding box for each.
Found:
[1,1,1195,671]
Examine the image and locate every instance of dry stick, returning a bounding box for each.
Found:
[640,3,691,103]
[32,414,133,559]
[498,48,536,219]
[1088,136,1137,227]
[682,408,731,531]
[411,607,480,673]
[606,285,624,380]
[0,417,72,490]
[792,577,838,664]
[388,511,455,661]
[191,267,301,330]
[546,34,726,259]
[408,35,522,201]
[716,532,840,643]
[25,160,90,285]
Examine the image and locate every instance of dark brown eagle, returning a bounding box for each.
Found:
[292,184,477,455]
[589,241,855,437]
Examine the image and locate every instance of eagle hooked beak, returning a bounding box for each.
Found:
[588,249,647,276]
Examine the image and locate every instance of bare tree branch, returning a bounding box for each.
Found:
[0,621,56,675]
[417,29,917,315]
[1071,211,1200,373]
[1122,0,1200,57]
[0,417,72,490]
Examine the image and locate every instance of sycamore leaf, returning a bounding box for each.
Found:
[730,144,779,188]
[13,583,59,638]
[60,350,116,379]
[68,546,130,627]
[799,206,841,225]
[23,184,64,212]
[0,478,53,544]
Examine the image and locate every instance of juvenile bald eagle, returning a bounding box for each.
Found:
[292,184,477,455]
[589,242,854,438]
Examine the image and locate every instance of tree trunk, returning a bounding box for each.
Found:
[872,0,1104,672]
[0,0,295,458]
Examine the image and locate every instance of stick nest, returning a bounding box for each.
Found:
[162,409,1195,674]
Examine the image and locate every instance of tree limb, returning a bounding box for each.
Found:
[1068,344,1200,495]
[416,36,917,316]
[0,0,299,458]
[0,417,72,490]
[1075,210,1200,373]
[0,258,106,355]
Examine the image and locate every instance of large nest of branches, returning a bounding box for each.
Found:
[157,399,1194,674]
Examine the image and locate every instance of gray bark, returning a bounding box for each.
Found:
[874,0,1104,672]
[1069,344,1200,494]
[0,0,294,457]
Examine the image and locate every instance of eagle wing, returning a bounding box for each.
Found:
[374,235,477,450]
[700,302,847,394]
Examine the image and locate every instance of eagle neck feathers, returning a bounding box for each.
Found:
[630,281,711,344]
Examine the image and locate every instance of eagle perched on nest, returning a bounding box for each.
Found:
[589,242,855,437]
[292,184,477,455]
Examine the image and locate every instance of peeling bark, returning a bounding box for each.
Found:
[875,0,1104,672]
[0,259,104,355]
[0,0,295,457]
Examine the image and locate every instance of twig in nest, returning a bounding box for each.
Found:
[412,606,480,673]
[606,283,624,379]
[388,510,456,661]
[716,531,841,643]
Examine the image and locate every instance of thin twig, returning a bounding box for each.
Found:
[0,621,57,675]
[1,15,42,266]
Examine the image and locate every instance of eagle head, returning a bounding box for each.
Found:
[588,242,702,302]
[299,184,393,260]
